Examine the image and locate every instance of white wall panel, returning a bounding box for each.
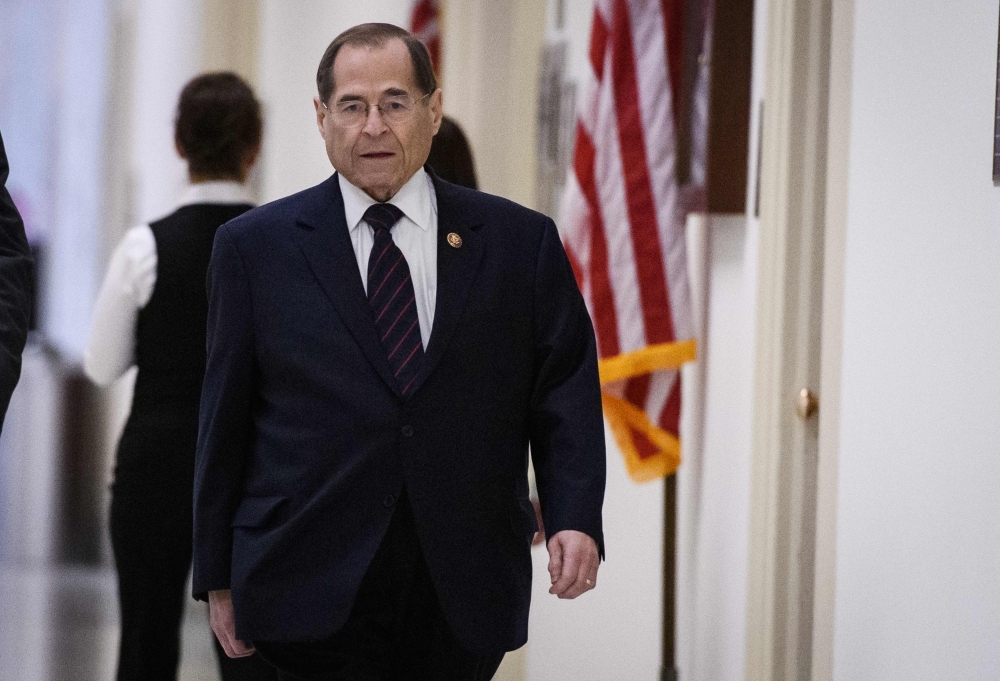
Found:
[674,0,770,675]
[130,0,204,225]
[676,215,757,681]
[832,1,1000,678]
[256,0,411,203]
[41,0,115,359]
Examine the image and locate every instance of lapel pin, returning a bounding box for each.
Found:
[447,232,463,249]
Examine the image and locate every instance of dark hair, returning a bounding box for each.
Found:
[426,116,478,190]
[316,23,437,105]
[174,72,262,179]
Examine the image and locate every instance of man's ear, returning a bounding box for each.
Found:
[429,88,444,136]
[313,96,328,137]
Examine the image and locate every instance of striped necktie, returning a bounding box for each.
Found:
[364,203,424,396]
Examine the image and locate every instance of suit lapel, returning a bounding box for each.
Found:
[296,175,401,398]
[406,175,485,397]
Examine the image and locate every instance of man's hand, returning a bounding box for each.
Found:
[547,530,600,599]
[208,589,255,658]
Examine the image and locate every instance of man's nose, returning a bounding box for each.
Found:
[362,105,387,136]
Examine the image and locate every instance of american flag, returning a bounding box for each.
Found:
[559,0,695,482]
[409,0,441,71]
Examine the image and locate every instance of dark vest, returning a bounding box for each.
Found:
[116,202,253,491]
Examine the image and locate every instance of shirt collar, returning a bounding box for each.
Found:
[178,180,254,208]
[339,167,433,234]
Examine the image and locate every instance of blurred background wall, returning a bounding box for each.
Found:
[10,0,999,679]
[0,1,685,679]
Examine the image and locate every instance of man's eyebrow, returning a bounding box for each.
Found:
[335,88,410,104]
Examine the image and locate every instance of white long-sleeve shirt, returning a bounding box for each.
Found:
[83,181,254,386]
[339,168,439,349]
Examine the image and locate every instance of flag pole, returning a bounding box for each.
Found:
[662,0,714,676]
[662,473,679,681]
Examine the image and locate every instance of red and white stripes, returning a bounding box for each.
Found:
[560,0,693,479]
[409,0,441,71]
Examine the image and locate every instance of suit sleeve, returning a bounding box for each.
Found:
[193,225,255,599]
[529,217,606,558]
[0,131,33,432]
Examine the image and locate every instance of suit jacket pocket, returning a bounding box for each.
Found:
[231,496,286,528]
[509,497,539,539]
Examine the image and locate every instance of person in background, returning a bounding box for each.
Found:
[425,115,477,190]
[84,73,277,681]
[0,130,33,434]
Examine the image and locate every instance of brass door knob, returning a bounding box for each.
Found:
[797,388,818,420]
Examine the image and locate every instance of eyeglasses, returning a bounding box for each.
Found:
[324,93,431,127]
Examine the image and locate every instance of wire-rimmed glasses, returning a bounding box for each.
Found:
[324,92,431,127]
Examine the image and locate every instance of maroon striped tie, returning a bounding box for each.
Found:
[364,203,424,396]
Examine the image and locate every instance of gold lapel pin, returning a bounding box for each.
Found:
[447,232,463,248]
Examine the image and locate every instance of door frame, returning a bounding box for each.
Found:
[809,0,853,678]
[744,0,852,678]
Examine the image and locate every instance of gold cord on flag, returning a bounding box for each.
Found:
[598,340,697,482]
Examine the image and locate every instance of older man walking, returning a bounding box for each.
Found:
[193,23,605,681]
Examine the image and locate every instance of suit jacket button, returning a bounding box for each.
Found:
[401,425,414,437]
[383,494,395,508]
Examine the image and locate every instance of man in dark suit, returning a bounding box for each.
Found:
[194,23,605,681]
[0,131,34,434]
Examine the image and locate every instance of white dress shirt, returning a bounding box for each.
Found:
[83,181,254,386]
[339,168,438,349]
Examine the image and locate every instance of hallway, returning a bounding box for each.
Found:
[0,565,220,681]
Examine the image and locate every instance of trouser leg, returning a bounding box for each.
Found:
[255,490,505,681]
[110,491,192,681]
[387,502,505,681]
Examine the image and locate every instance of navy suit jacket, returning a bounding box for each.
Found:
[192,172,606,653]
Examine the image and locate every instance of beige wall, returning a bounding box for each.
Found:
[440,0,546,209]
[255,0,412,203]
[201,0,260,85]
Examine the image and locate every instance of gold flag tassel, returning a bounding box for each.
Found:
[598,340,697,482]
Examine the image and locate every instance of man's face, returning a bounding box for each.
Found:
[314,39,443,202]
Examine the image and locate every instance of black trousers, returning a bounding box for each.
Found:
[254,491,505,681]
[110,487,278,681]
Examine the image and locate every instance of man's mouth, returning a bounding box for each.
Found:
[360,152,395,159]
